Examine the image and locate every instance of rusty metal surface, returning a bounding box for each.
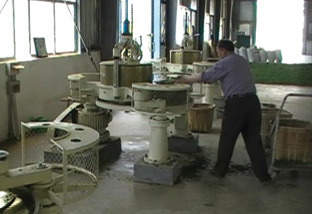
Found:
[100,61,153,87]
[170,50,202,65]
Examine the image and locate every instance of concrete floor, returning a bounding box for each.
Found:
[2,84,312,214]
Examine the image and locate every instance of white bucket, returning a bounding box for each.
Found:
[247,48,254,62]
[234,47,239,55]
[239,47,248,61]
[267,51,276,63]
[253,51,261,62]
[259,50,268,63]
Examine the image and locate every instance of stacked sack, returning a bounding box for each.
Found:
[235,46,282,63]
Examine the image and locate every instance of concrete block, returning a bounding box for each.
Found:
[133,157,182,185]
[168,134,199,153]
[98,136,122,165]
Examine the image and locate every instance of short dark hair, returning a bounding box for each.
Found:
[217,39,234,52]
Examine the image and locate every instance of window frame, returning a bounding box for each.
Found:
[0,0,79,61]
[119,0,153,61]
[29,0,79,56]
[0,0,15,60]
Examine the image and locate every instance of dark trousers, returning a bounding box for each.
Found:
[214,94,271,181]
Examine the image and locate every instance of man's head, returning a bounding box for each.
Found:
[217,39,234,59]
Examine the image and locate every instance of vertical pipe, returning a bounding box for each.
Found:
[62,149,68,203]
[12,0,16,57]
[131,4,133,34]
[151,0,155,58]
[166,0,177,59]
[113,59,120,88]
[125,0,128,19]
[213,0,221,44]
[21,123,25,166]
[123,0,130,35]
[252,0,257,46]
[100,0,118,60]
[197,0,205,51]
[148,116,170,163]
[184,12,188,34]
[53,1,56,54]
[6,65,19,140]
[0,0,10,15]
[224,0,231,39]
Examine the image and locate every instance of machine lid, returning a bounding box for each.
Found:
[193,61,215,66]
[170,49,202,54]
[132,82,190,91]
[100,60,152,66]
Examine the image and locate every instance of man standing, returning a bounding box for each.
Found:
[177,39,271,182]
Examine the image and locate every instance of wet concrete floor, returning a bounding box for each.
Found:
[62,83,312,214]
[2,83,312,214]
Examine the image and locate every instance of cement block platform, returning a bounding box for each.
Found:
[133,157,182,185]
[168,134,199,153]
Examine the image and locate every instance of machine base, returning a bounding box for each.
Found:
[133,157,181,185]
[44,137,121,167]
[168,134,199,153]
[98,137,122,166]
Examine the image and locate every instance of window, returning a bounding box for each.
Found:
[204,13,211,41]
[256,0,306,63]
[0,0,14,59]
[303,1,312,55]
[119,0,152,61]
[204,0,214,41]
[0,0,78,61]
[176,5,196,47]
[239,23,251,36]
[237,0,253,43]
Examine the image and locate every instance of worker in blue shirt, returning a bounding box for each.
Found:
[177,39,271,182]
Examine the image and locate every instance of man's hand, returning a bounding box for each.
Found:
[175,73,202,84]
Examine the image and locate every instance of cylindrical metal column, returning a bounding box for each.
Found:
[202,81,223,104]
[173,114,189,137]
[145,115,170,164]
[32,179,62,214]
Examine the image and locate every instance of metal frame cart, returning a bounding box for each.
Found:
[269,93,312,178]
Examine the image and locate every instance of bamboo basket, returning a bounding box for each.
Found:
[274,119,312,163]
[261,108,292,137]
[188,103,215,133]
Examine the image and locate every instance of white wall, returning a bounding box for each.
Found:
[0,52,100,143]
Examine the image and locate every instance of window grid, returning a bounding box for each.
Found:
[0,0,15,59]
[0,0,78,60]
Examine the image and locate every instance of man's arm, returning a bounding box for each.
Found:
[175,73,202,84]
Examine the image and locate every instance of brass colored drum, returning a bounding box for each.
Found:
[100,61,153,87]
[170,49,202,65]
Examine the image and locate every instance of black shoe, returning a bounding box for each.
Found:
[259,177,274,185]
[209,168,225,178]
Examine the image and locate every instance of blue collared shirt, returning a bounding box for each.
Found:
[201,53,256,98]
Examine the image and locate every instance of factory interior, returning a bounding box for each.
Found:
[0,0,312,213]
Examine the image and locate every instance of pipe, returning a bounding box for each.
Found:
[62,0,99,73]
